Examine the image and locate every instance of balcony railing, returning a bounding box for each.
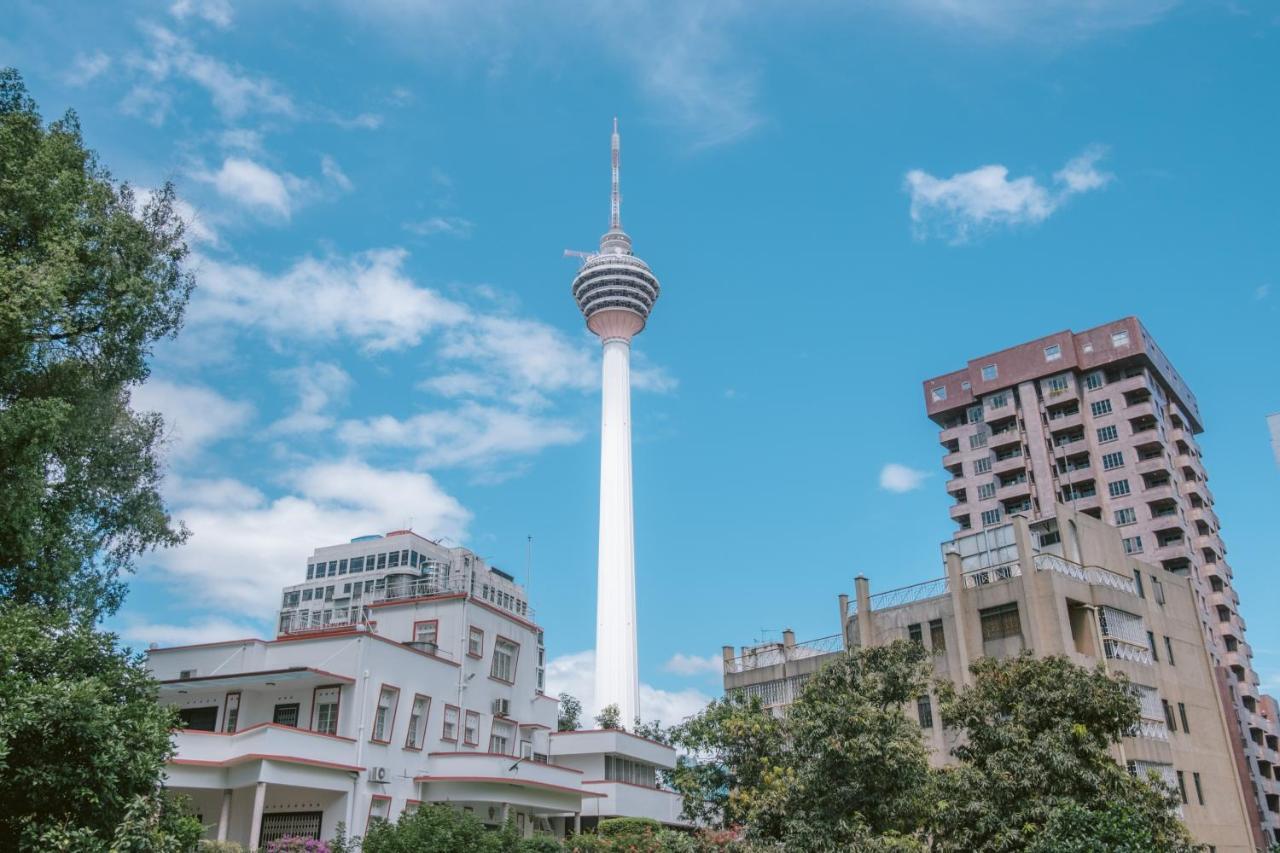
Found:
[724,634,844,674]
[869,577,950,610]
[1033,553,1138,596]
[962,561,1022,588]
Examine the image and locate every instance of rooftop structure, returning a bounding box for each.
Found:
[571,119,660,726]
[151,530,686,848]
[922,317,1280,846]
[723,507,1260,852]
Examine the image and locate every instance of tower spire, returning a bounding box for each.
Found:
[600,118,632,255]
[610,117,621,231]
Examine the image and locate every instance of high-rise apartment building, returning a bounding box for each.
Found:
[722,508,1258,851]
[922,317,1280,846]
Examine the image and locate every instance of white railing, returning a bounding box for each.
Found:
[1136,719,1169,741]
[869,577,949,610]
[962,561,1022,588]
[1104,639,1153,666]
[1034,554,1139,596]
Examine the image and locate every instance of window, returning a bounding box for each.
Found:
[973,457,992,474]
[1102,451,1124,470]
[388,551,400,568]
[1147,631,1159,662]
[605,755,658,787]
[302,588,313,601]
[988,392,1009,408]
[1097,425,1119,443]
[338,558,348,574]
[463,710,480,746]
[413,620,438,646]
[1178,702,1190,734]
[1090,399,1113,416]
[491,637,520,683]
[1112,329,1131,348]
[312,686,340,735]
[1085,371,1105,390]
[1123,536,1144,555]
[1046,375,1070,393]
[405,694,431,750]
[931,386,947,402]
[1108,479,1131,498]
[350,556,364,572]
[224,692,241,733]
[1114,507,1137,526]
[261,813,324,845]
[980,508,1003,526]
[969,433,988,449]
[967,405,984,424]
[960,381,971,391]
[306,564,315,580]
[1193,771,1204,805]
[377,553,386,569]
[977,483,997,500]
[442,705,460,741]
[468,626,484,658]
[917,695,934,728]
[1044,344,1061,362]
[982,364,998,381]
[368,796,391,829]
[1132,570,1144,599]
[489,719,515,755]
[273,703,301,728]
[372,686,399,742]
[1163,700,1177,732]
[1164,636,1176,666]
[980,603,1021,642]
[908,623,923,644]
[1175,770,1187,805]
[327,561,337,577]
[930,619,946,653]
[1152,577,1166,605]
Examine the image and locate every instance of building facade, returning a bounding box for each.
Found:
[150,530,684,848]
[922,317,1280,845]
[722,508,1258,852]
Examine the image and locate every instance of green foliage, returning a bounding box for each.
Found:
[558,692,583,731]
[33,791,202,852]
[930,653,1198,853]
[564,827,697,853]
[666,691,785,829]
[0,604,189,850]
[600,817,663,837]
[197,843,246,852]
[0,67,193,619]
[361,806,564,853]
[595,703,623,730]
[632,717,671,745]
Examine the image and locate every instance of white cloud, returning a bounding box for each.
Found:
[321,155,354,191]
[121,616,263,649]
[905,146,1111,242]
[196,157,299,218]
[269,362,353,435]
[404,216,475,238]
[1256,284,1271,301]
[64,51,112,86]
[879,463,929,493]
[339,403,582,468]
[149,461,471,615]
[895,0,1177,39]
[170,0,234,28]
[664,652,723,677]
[127,24,296,123]
[132,379,254,462]
[545,649,713,727]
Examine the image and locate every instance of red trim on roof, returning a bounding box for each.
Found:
[550,729,676,751]
[171,753,363,772]
[175,721,358,743]
[160,667,354,686]
[413,775,604,797]
[582,779,683,793]
[519,722,551,730]
[148,638,264,654]
[427,752,584,773]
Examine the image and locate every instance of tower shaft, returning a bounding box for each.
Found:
[594,337,639,725]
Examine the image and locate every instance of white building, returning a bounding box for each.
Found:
[149,530,685,848]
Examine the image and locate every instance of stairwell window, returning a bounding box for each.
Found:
[1192,771,1204,805]
[1090,399,1113,416]
[468,626,484,658]
[491,637,520,683]
[371,686,399,743]
[405,694,430,750]
[1097,425,1119,443]
[1114,507,1137,526]
[463,710,480,746]
[1164,636,1176,666]
[917,695,934,728]
[1179,702,1190,734]
[312,686,340,735]
[1085,371,1105,390]
[489,719,515,755]
[930,619,946,653]
[442,705,459,741]
[1102,451,1125,470]
[1123,536,1144,555]
[980,508,1003,526]
[979,603,1022,642]
[1108,479,1131,498]
[973,457,992,474]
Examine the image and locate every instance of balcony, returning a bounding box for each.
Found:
[942,449,965,469]
[1125,400,1157,421]
[949,504,972,522]
[1033,553,1139,595]
[1047,411,1084,432]
[1134,456,1171,477]
[1112,373,1152,396]
[996,479,1032,502]
[172,724,360,774]
[992,455,1026,475]
[581,781,686,824]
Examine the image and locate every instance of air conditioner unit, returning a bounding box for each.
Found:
[492,698,511,717]
[369,766,389,783]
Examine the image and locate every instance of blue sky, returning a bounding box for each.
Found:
[5,0,1278,724]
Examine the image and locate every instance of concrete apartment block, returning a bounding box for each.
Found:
[922,317,1280,846]
[721,508,1259,852]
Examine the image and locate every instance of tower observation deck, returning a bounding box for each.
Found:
[571,119,659,727]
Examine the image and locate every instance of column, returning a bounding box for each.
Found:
[854,575,873,648]
[247,781,266,851]
[216,789,232,841]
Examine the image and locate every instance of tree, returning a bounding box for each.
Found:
[0,605,196,849]
[595,703,622,730]
[665,689,786,830]
[761,641,932,849]
[0,67,193,619]
[930,653,1198,853]
[558,692,582,731]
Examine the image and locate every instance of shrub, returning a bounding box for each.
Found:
[599,817,662,837]
[266,836,331,853]
[198,843,246,852]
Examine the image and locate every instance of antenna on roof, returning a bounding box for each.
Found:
[526,535,533,599]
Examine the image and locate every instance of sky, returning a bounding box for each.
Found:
[4,0,1278,726]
